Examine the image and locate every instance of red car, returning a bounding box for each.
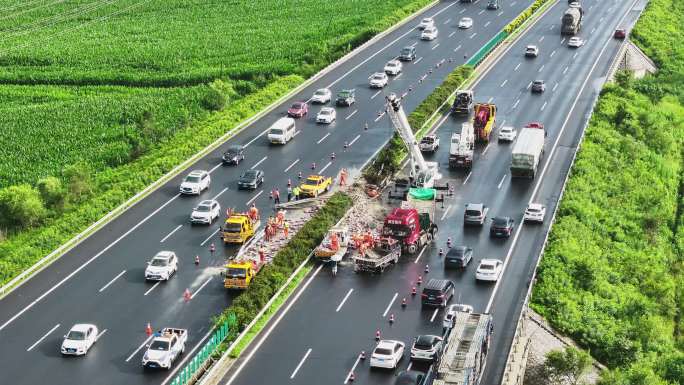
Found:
[287,102,308,118]
[614,29,627,39]
[525,122,544,130]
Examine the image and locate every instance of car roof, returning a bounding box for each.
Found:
[320,107,334,112]
[198,200,217,206]
[188,170,207,177]
[480,258,502,265]
[528,203,544,210]
[425,278,452,290]
[493,216,511,221]
[70,323,95,332]
[377,340,401,349]
[466,203,484,209]
[526,45,537,49]
[315,88,329,93]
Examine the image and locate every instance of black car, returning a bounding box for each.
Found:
[487,0,499,9]
[410,334,443,362]
[445,246,473,268]
[335,89,356,106]
[222,145,245,165]
[238,169,264,190]
[531,80,546,93]
[395,371,426,385]
[421,279,455,308]
[490,216,515,238]
[399,46,416,61]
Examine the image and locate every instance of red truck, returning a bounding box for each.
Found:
[473,103,496,143]
[382,188,438,254]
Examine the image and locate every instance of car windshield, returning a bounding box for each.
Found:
[534,81,543,85]
[196,205,211,212]
[291,103,303,109]
[383,224,409,238]
[315,90,327,96]
[422,18,431,23]
[373,74,384,80]
[421,137,434,144]
[493,218,509,226]
[185,176,200,183]
[303,178,319,186]
[269,128,284,135]
[226,268,247,278]
[396,375,420,385]
[480,264,495,270]
[526,46,536,51]
[387,62,397,67]
[242,171,258,179]
[527,207,541,213]
[501,127,512,133]
[224,223,242,233]
[149,340,170,351]
[66,330,86,340]
[375,347,393,355]
[227,146,241,153]
[449,248,465,258]
[465,209,481,216]
[401,48,412,54]
[338,91,350,97]
[151,257,169,267]
[414,336,435,349]
[319,110,332,115]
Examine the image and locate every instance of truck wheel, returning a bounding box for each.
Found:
[427,232,433,242]
[408,244,418,254]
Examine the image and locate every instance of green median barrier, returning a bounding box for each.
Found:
[466,30,508,67]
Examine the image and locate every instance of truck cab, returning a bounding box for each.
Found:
[222,214,259,244]
[473,103,496,143]
[142,328,187,370]
[224,260,260,289]
[382,188,438,254]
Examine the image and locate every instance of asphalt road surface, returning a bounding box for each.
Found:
[218,1,647,385]
[0,1,539,384]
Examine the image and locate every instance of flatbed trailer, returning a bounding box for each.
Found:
[434,312,493,385]
[353,237,401,273]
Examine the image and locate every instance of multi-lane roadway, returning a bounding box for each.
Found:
[218,1,647,385]
[0,1,541,384]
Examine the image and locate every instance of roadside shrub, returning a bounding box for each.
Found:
[0,184,46,230]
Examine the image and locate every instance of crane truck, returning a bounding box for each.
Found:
[433,312,493,385]
[386,93,442,188]
[510,125,545,178]
[473,103,496,143]
[449,122,475,170]
[561,6,583,35]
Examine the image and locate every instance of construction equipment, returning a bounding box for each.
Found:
[299,174,333,198]
[452,90,474,114]
[222,213,260,244]
[382,188,438,254]
[352,237,402,273]
[449,122,475,170]
[223,257,264,289]
[314,226,349,262]
[433,312,493,385]
[510,125,545,178]
[386,94,441,188]
[561,6,583,35]
[473,103,496,143]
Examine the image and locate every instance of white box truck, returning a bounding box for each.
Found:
[510,127,545,178]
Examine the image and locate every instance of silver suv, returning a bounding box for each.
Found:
[464,203,488,225]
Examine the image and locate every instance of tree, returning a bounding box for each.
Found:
[543,346,592,385]
[63,163,93,201]
[0,184,46,229]
[36,176,65,209]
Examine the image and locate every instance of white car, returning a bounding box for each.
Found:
[316,107,336,124]
[61,324,99,356]
[142,328,187,369]
[418,17,434,30]
[525,45,539,57]
[370,340,405,369]
[421,26,438,40]
[442,304,474,329]
[498,126,517,142]
[369,72,389,88]
[191,199,220,224]
[410,335,443,362]
[568,36,585,48]
[145,251,178,281]
[476,259,503,282]
[384,59,403,76]
[524,203,546,223]
[311,88,332,104]
[179,170,210,195]
[459,17,473,29]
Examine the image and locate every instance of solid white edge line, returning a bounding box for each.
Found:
[382,293,398,317]
[250,156,268,170]
[284,159,300,173]
[125,335,153,362]
[160,225,183,243]
[485,0,637,314]
[27,323,60,352]
[497,174,506,189]
[99,270,127,293]
[336,288,354,312]
[0,193,180,331]
[413,245,427,264]
[225,264,323,385]
[200,227,221,246]
[144,282,160,296]
[317,133,331,144]
[344,355,362,384]
[430,308,439,322]
[190,277,213,300]
[407,362,413,371]
[212,187,229,201]
[290,348,312,379]
[245,190,263,206]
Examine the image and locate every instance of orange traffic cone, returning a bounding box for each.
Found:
[298,171,303,179]
[287,179,292,187]
[389,314,395,324]
[360,351,366,360]
[447,237,452,248]
[411,286,417,296]
[311,162,316,170]
[184,289,192,302]
[145,323,152,336]
[439,248,444,257]
[417,275,423,285]
[375,329,381,341]
[349,372,355,382]
[425,264,430,274]
[331,152,336,160]
[195,255,200,265]
[401,297,407,307]
[209,243,216,253]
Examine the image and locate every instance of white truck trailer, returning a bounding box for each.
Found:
[510,127,545,178]
[449,122,475,170]
[434,312,493,385]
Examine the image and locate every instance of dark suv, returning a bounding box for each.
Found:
[399,46,417,61]
[421,279,455,308]
[445,246,473,268]
[490,216,515,238]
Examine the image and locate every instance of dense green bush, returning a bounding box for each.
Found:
[531,0,684,383]
[214,192,353,329]
[364,66,473,184]
[504,0,553,34]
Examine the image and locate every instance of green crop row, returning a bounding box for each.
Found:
[531,0,684,383]
[363,66,473,183]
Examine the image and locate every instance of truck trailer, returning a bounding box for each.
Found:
[510,127,545,178]
[449,122,475,170]
[561,7,583,35]
[434,312,493,385]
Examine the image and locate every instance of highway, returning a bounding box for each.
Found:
[218,1,647,385]
[0,1,536,384]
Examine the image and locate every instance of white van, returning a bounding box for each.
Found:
[267,117,296,144]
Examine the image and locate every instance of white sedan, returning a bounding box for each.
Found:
[459,17,473,29]
[369,72,389,88]
[384,59,403,75]
[568,36,585,48]
[524,203,546,223]
[476,259,503,282]
[498,126,517,142]
[316,107,336,124]
[418,17,434,30]
[311,88,332,104]
[61,324,99,356]
[442,304,474,329]
[191,199,220,224]
[370,340,405,369]
[421,26,438,40]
